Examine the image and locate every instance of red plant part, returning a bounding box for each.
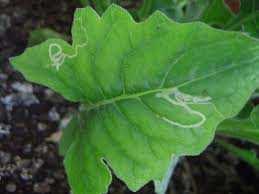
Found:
[224,0,241,14]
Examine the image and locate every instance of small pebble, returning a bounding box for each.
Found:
[20,168,32,181]
[33,158,44,169]
[15,157,30,169]
[45,177,55,184]
[0,123,11,138]
[53,170,65,180]
[35,145,48,154]
[44,89,64,103]
[44,89,55,98]
[0,14,11,36]
[59,115,72,129]
[5,183,16,193]
[0,73,7,81]
[23,144,32,154]
[11,82,33,93]
[0,151,11,164]
[33,182,51,193]
[1,93,39,110]
[46,130,62,143]
[37,122,47,132]
[48,107,60,121]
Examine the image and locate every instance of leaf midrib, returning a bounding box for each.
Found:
[85,61,239,111]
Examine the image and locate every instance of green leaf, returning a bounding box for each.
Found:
[217,105,259,145]
[251,105,259,127]
[225,0,259,32]
[137,0,208,22]
[184,0,211,21]
[202,0,259,37]
[201,0,234,27]
[217,118,259,144]
[236,101,254,118]
[10,5,259,194]
[217,139,259,170]
[137,0,155,20]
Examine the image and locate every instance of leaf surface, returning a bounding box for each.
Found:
[10,5,259,194]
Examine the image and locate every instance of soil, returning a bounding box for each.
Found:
[1,1,259,194]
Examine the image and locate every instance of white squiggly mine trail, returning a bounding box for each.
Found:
[48,43,86,71]
[156,88,212,128]
[48,15,87,71]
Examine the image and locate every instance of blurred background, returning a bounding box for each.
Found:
[1,0,259,194]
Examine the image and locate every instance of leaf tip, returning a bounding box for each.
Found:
[9,55,19,70]
[145,9,174,25]
[102,3,134,22]
[74,5,101,22]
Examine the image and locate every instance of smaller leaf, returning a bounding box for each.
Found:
[137,0,207,22]
[237,101,254,118]
[217,139,259,170]
[201,0,234,27]
[223,0,259,37]
[137,0,155,20]
[217,105,259,145]
[199,0,259,38]
[251,105,259,127]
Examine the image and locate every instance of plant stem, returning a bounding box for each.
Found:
[154,156,179,194]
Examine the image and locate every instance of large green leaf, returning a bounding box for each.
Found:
[10,5,259,194]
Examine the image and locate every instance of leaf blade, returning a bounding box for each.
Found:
[10,5,259,194]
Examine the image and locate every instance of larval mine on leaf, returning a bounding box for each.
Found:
[10,4,259,194]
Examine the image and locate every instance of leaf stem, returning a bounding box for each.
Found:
[154,156,179,194]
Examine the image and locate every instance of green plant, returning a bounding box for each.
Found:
[217,105,259,145]
[77,0,209,21]
[10,4,259,194]
[80,0,113,14]
[217,139,259,170]
[132,0,220,23]
[216,104,259,169]
[201,0,259,37]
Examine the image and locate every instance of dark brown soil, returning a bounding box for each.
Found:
[1,1,259,194]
